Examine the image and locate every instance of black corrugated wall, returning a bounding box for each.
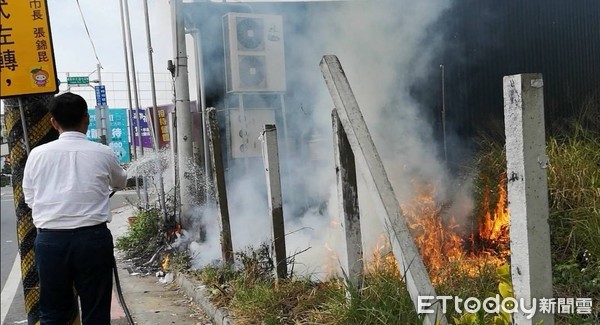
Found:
[428,0,600,140]
[184,0,600,149]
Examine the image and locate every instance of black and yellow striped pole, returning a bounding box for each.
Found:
[5,95,52,324]
[3,1,80,322]
[4,95,80,325]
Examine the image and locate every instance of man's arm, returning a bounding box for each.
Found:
[108,154,127,190]
[23,154,35,208]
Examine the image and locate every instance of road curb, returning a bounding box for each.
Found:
[110,203,228,324]
[176,273,234,325]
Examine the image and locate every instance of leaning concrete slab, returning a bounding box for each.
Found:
[320,55,447,325]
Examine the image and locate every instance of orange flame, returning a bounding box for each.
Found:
[325,219,340,270]
[401,180,465,280]
[367,234,399,277]
[327,176,510,284]
[377,176,509,283]
[162,253,170,272]
[478,175,510,245]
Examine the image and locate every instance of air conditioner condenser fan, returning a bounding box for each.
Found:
[238,55,266,88]
[236,18,264,50]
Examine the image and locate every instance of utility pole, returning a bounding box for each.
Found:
[171,0,194,216]
[124,0,149,208]
[143,0,168,222]
[119,0,140,201]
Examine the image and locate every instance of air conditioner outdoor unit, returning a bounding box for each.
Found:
[223,13,286,93]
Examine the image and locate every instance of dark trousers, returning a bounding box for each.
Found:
[34,223,114,325]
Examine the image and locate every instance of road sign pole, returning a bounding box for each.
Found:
[96,65,108,145]
[17,99,31,155]
[66,72,71,92]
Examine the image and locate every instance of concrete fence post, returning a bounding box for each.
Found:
[207,108,234,266]
[503,73,554,325]
[332,109,364,291]
[260,124,288,281]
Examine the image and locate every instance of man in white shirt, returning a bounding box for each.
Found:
[23,92,127,324]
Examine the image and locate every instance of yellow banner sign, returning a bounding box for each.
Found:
[0,0,58,98]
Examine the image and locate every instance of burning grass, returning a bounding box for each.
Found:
[399,175,510,284]
[402,180,467,279]
[181,119,599,324]
[472,120,600,324]
[129,100,598,325]
[181,134,521,324]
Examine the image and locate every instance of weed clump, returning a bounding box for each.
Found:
[116,208,163,260]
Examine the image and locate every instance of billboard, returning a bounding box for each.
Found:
[130,102,199,150]
[152,104,173,149]
[108,109,131,163]
[87,109,131,163]
[0,0,58,98]
[130,108,153,149]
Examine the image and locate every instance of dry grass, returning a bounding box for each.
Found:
[473,117,599,324]
[184,103,600,324]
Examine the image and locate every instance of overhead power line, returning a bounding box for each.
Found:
[75,0,103,68]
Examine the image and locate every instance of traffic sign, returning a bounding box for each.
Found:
[94,85,107,105]
[67,76,90,86]
[0,0,58,98]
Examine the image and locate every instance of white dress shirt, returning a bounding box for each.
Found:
[23,131,128,229]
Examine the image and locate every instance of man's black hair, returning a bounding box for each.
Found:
[48,92,88,129]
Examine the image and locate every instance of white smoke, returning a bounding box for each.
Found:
[178,0,467,278]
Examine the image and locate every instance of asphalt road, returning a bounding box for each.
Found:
[0,186,140,324]
[1,186,26,325]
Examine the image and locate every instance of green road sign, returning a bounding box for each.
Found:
[67,76,90,86]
